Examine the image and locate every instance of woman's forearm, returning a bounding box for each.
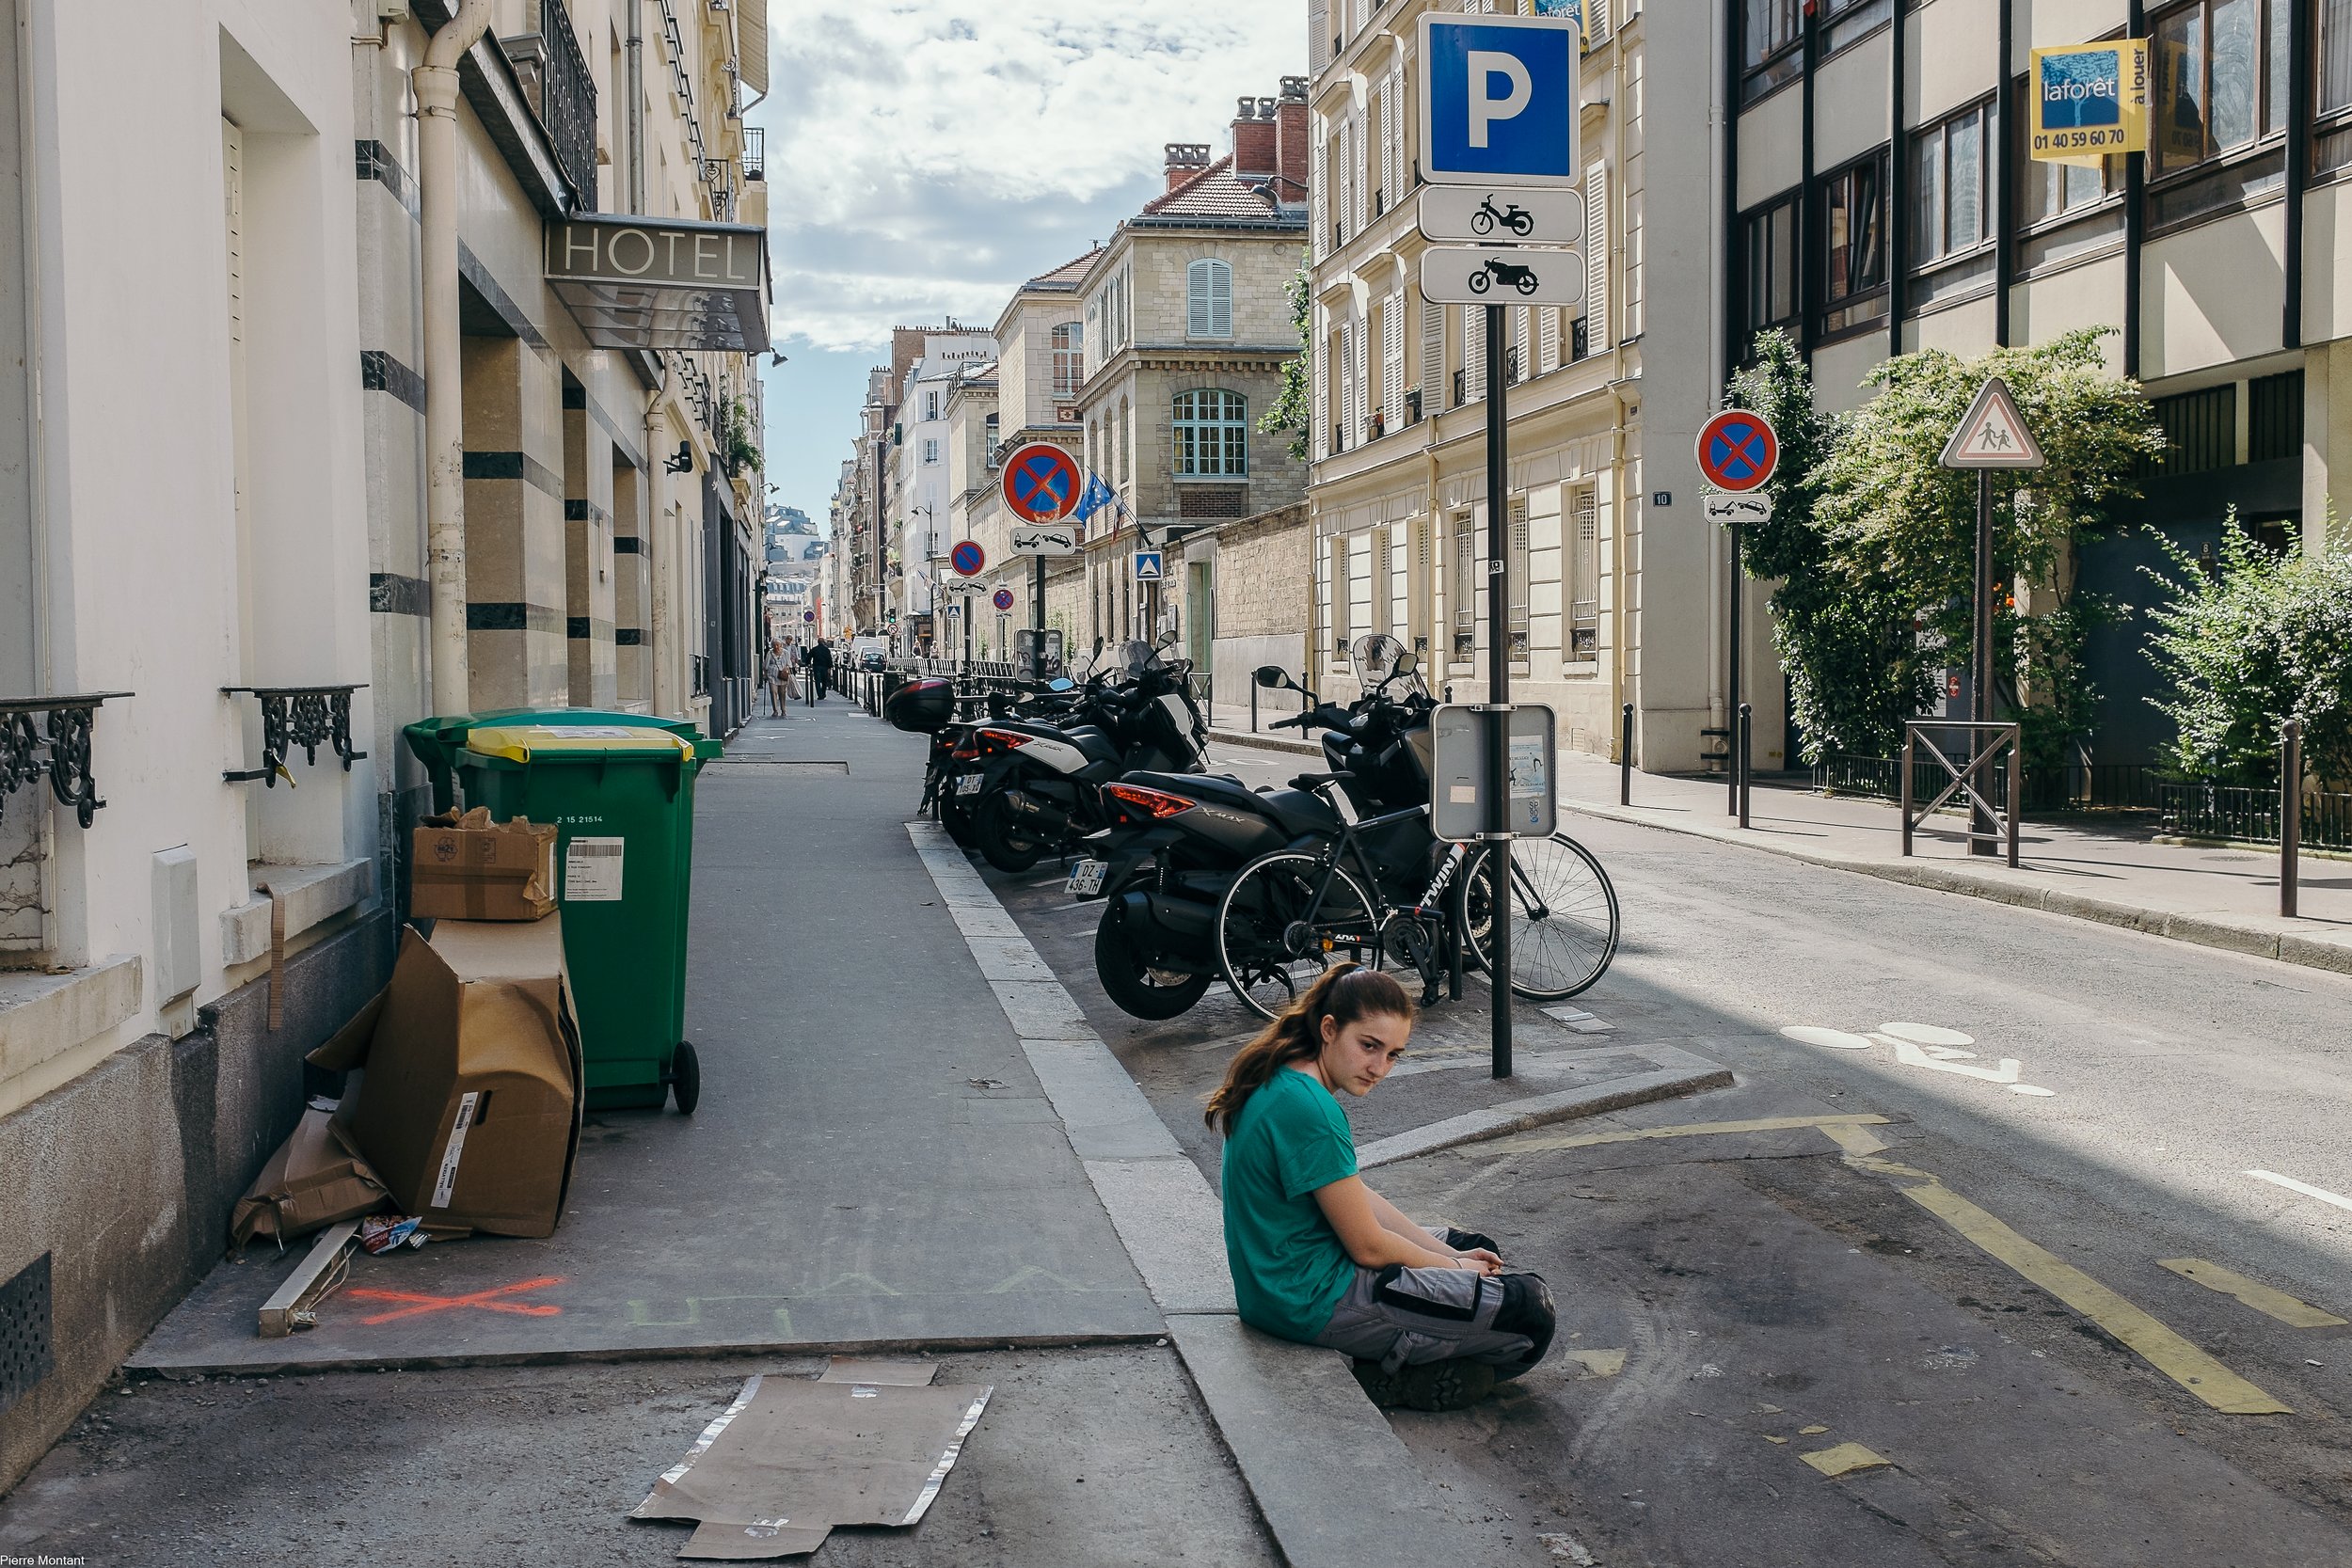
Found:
[1366,1186,1455,1252]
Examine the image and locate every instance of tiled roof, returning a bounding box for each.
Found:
[1136,155,1293,224]
[1025,248,1102,291]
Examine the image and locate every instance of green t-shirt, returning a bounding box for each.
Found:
[1221,1066,1359,1341]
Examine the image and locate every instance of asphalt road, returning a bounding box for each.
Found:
[1024,742,2352,1566]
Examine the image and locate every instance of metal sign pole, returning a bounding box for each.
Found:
[1971,469,1997,856]
[1484,301,1513,1082]
[1727,521,1742,815]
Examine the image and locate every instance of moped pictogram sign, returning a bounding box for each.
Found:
[1695,409,1778,493]
[1000,442,1082,523]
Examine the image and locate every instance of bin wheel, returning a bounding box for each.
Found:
[671,1040,701,1115]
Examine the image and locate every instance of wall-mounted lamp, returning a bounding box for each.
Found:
[770,350,789,367]
[663,441,694,474]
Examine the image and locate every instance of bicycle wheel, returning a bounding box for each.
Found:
[1215,850,1380,1022]
[1456,833,1619,1000]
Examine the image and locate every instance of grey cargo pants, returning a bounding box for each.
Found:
[1310,1227,1557,1376]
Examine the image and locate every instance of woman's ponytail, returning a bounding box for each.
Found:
[1203,963,1415,1134]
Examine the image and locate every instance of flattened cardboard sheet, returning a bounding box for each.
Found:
[632,1359,991,1560]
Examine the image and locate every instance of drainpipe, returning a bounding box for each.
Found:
[416,0,495,717]
[648,362,677,715]
[626,0,645,214]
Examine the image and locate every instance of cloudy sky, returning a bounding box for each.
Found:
[748,0,1303,526]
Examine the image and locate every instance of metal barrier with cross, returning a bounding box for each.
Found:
[1900,720,2021,867]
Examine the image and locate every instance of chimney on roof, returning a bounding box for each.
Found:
[1274,77,1310,201]
[1232,96,1279,183]
[1164,142,1212,194]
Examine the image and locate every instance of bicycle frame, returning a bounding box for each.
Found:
[1285,799,1475,1000]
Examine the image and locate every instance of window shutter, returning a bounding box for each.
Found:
[1187,261,1208,337]
[1329,536,1351,652]
[1313,317,1328,459]
[1336,123,1352,245]
[1371,525,1391,634]
[1311,116,1328,260]
[1585,0,1609,46]
[1353,313,1369,438]
[1350,114,1367,233]
[1452,511,1477,637]
[1571,487,1598,653]
[1513,307,1530,382]
[1408,515,1434,652]
[1538,307,1560,374]
[1310,0,1329,72]
[1464,305,1485,402]
[1212,262,1232,339]
[1380,295,1398,426]
[1506,497,1531,642]
[1584,162,1609,349]
[1419,297,1445,408]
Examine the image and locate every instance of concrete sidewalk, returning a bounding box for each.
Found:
[1557,754,2352,975]
[130,701,1162,1371]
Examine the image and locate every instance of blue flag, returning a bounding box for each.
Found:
[1074,472,1117,523]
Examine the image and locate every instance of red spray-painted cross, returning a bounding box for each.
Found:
[346,1275,566,1326]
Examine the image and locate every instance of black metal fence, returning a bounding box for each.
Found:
[1816,752,2351,848]
[2157,782,2352,851]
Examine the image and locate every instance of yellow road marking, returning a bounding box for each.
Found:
[2157,1259,2348,1329]
[1797,1424,1829,1434]
[1564,1347,1627,1379]
[1817,1127,2292,1417]
[1899,1182,2290,1415]
[1479,1113,1892,1158]
[1764,1435,1788,1445]
[1801,1443,1891,1478]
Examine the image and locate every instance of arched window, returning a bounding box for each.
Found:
[1186,258,1232,339]
[1173,389,1248,477]
[1051,322,1083,399]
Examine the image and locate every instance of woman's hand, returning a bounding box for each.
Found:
[1455,1247,1504,1274]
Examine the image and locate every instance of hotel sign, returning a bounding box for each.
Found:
[545,214,771,354]
[2027,40,2149,166]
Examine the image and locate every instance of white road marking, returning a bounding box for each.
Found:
[1783,1021,2053,1097]
[1781,1026,1873,1051]
[2247,1169,2352,1213]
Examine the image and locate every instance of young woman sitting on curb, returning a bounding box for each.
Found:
[1208,963,1557,1411]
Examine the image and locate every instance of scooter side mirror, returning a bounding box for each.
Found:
[1252,665,1289,689]
[1393,650,1419,676]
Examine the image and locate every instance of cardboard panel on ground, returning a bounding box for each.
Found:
[632,1356,993,1560]
[126,705,1161,1371]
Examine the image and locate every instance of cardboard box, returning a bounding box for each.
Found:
[410,808,558,922]
[230,1104,390,1247]
[309,917,583,1238]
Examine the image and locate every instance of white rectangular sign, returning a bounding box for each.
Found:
[1418,186,1582,245]
[1702,492,1775,524]
[1419,245,1586,308]
[1011,522,1080,557]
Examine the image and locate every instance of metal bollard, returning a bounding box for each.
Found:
[2282,717,2302,919]
[1619,703,1632,806]
[1737,704,1752,830]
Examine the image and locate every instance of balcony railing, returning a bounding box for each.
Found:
[507,0,597,210]
[742,125,765,181]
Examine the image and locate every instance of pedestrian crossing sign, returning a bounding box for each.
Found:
[1939,376,2046,470]
[1133,550,1163,582]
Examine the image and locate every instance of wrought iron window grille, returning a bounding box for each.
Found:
[222,685,368,787]
[0,692,129,828]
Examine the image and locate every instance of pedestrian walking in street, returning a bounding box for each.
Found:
[1206,964,1555,1412]
[804,636,833,702]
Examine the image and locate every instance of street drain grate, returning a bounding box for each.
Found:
[0,1250,55,1418]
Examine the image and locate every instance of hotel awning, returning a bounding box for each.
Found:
[545,214,771,354]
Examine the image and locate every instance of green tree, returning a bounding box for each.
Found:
[1258,260,1311,463]
[2141,514,2352,786]
[1736,327,2163,768]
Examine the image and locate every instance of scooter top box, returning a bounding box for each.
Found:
[885,677,957,734]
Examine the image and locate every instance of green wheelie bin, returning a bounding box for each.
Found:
[403,708,704,815]
[421,718,719,1113]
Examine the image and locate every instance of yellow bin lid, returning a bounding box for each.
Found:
[463,725,698,764]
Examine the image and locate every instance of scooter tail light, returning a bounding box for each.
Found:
[977,728,1033,751]
[1105,784,1196,820]
[951,744,980,760]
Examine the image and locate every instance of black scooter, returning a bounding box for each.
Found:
[1072,638,1438,1019]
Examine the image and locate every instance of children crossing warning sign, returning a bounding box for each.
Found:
[1939,376,2046,470]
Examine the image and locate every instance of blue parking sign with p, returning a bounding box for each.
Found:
[1419,14,1580,187]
